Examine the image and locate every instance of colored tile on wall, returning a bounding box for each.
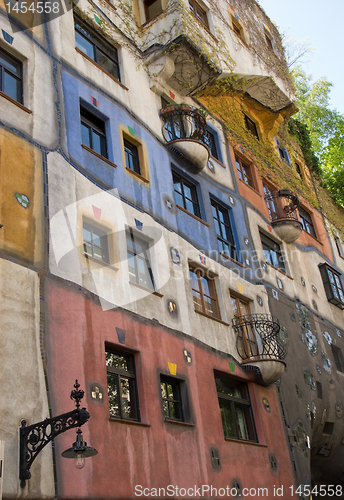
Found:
[168,362,177,375]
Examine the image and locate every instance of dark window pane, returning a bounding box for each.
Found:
[97,50,120,80]
[3,72,19,101]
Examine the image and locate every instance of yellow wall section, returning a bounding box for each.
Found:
[0,129,44,266]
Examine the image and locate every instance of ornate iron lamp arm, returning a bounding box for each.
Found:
[20,407,89,487]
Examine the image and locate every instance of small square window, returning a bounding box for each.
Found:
[124,138,141,175]
[295,161,303,179]
[260,232,286,273]
[189,0,208,28]
[172,171,201,218]
[331,345,344,372]
[244,114,259,140]
[83,220,109,263]
[80,106,108,158]
[105,347,139,420]
[299,207,316,238]
[231,18,244,41]
[127,229,154,290]
[319,263,344,309]
[275,138,290,164]
[189,267,220,319]
[235,156,255,189]
[211,199,237,261]
[144,0,163,22]
[160,375,191,423]
[74,17,120,81]
[316,381,322,399]
[215,374,257,442]
[0,48,23,104]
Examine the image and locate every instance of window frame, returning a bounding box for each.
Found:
[203,127,220,160]
[211,198,237,261]
[160,375,183,421]
[260,232,286,273]
[230,294,258,359]
[334,235,344,259]
[263,183,279,221]
[105,346,140,421]
[0,48,23,104]
[74,16,121,82]
[126,228,155,290]
[275,138,290,164]
[244,114,259,140]
[143,0,163,23]
[215,373,257,442]
[172,170,201,218]
[319,263,344,309]
[235,155,255,189]
[189,266,220,320]
[83,220,110,263]
[299,206,316,238]
[80,105,108,159]
[189,0,209,28]
[124,137,141,175]
[331,344,344,373]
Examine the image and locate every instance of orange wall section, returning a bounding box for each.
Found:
[46,278,296,499]
[0,129,44,266]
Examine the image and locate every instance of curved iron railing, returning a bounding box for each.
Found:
[264,189,299,222]
[160,106,209,144]
[232,313,287,362]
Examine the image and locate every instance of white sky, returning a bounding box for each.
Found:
[257,0,344,114]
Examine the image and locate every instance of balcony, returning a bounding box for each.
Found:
[232,313,287,385]
[160,105,210,172]
[264,189,302,243]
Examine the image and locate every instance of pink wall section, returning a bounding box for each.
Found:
[46,278,296,499]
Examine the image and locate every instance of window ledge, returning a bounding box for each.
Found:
[238,179,261,196]
[164,418,195,427]
[301,229,322,245]
[195,309,229,326]
[224,437,266,447]
[84,253,118,271]
[265,261,294,280]
[102,0,117,12]
[75,47,128,91]
[210,155,226,169]
[129,280,163,297]
[82,144,117,168]
[125,167,149,184]
[0,90,32,114]
[109,417,151,427]
[176,205,209,226]
[220,253,245,268]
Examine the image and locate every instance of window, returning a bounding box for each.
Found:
[295,161,303,179]
[265,32,273,50]
[231,17,244,41]
[74,17,120,81]
[319,263,344,309]
[172,171,201,217]
[127,229,154,290]
[230,294,258,359]
[260,233,286,272]
[189,267,220,319]
[299,207,316,238]
[263,183,278,221]
[244,114,259,140]
[215,375,257,442]
[203,129,219,159]
[331,345,344,373]
[160,376,183,420]
[316,381,322,399]
[80,106,107,158]
[189,0,208,28]
[105,347,139,420]
[124,138,140,175]
[211,199,237,260]
[83,220,109,262]
[144,0,163,22]
[0,48,23,103]
[334,235,344,259]
[275,138,290,164]
[235,156,254,189]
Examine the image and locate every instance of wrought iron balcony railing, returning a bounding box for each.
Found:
[232,313,287,362]
[264,189,299,222]
[160,105,209,144]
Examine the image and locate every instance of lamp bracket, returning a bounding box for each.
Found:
[19,407,89,487]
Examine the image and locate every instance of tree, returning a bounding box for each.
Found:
[291,66,344,207]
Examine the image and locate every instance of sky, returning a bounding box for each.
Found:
[257,0,344,115]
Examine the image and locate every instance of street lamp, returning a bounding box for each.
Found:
[20,380,98,487]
